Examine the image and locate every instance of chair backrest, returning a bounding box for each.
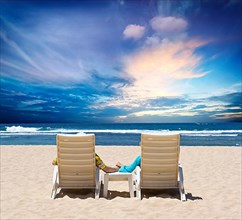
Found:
[141,133,180,189]
[56,134,96,188]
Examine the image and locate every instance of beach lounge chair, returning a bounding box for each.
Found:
[134,133,186,201]
[51,134,101,199]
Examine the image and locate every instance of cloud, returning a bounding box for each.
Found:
[0,23,91,85]
[118,38,208,104]
[123,24,145,40]
[0,12,125,86]
[21,100,48,106]
[0,31,42,71]
[213,84,242,97]
[209,92,242,106]
[211,112,242,121]
[150,16,188,35]
[0,81,100,122]
[131,108,199,117]
[110,91,242,122]
[148,96,188,106]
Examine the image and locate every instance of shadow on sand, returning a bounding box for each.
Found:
[108,189,203,201]
[54,188,203,201]
[55,189,96,199]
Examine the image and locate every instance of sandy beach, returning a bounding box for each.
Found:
[0,145,241,220]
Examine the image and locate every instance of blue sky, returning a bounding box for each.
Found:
[0,0,241,123]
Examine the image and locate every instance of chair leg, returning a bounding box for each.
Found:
[51,166,59,199]
[178,164,186,201]
[134,167,141,200]
[103,174,109,198]
[128,176,134,198]
[51,188,55,199]
[95,168,101,199]
[179,184,186,201]
[51,184,58,199]
[95,183,100,199]
[136,187,141,200]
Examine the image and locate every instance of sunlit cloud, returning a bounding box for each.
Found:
[131,108,199,117]
[119,38,209,104]
[123,24,145,40]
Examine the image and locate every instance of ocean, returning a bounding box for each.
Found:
[0,123,241,146]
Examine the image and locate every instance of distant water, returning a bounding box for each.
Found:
[0,123,241,146]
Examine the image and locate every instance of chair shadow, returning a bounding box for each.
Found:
[185,192,203,201]
[54,188,203,201]
[55,189,96,199]
[107,189,203,201]
[108,190,132,199]
[142,189,203,201]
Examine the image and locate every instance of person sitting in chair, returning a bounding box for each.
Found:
[116,155,141,173]
[52,153,119,173]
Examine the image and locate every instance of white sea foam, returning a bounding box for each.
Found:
[181,133,238,137]
[5,126,41,133]
[0,125,241,137]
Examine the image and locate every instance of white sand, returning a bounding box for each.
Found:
[0,145,241,220]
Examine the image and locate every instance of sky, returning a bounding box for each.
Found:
[0,0,242,123]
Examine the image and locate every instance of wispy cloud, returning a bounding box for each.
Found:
[211,112,242,121]
[0,13,123,85]
[0,23,91,84]
[0,31,43,71]
[21,100,48,106]
[110,91,242,122]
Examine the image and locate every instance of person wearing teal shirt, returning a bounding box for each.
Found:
[117,155,141,173]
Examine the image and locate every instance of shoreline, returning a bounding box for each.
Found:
[1,145,241,147]
[1,145,241,219]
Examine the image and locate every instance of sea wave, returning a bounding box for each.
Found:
[0,125,241,137]
[5,125,41,133]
